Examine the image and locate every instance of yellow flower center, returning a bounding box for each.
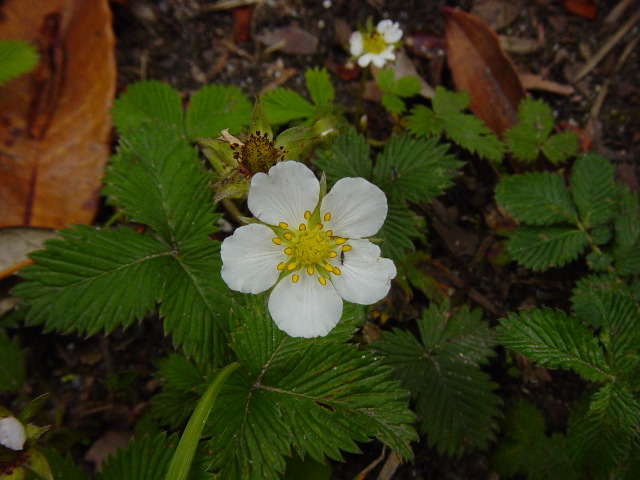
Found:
[272,210,352,286]
[363,32,387,54]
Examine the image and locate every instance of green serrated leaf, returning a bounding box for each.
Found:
[377,200,422,263]
[570,153,615,228]
[262,88,315,124]
[373,134,462,203]
[504,98,555,163]
[393,76,421,98]
[0,332,25,392]
[432,86,470,114]
[407,104,443,137]
[613,186,640,276]
[111,81,184,134]
[441,112,505,162]
[375,302,500,457]
[570,273,622,328]
[185,84,251,137]
[305,67,334,108]
[314,128,371,185]
[495,172,578,226]
[0,39,39,85]
[507,226,588,271]
[39,447,90,480]
[498,308,612,382]
[375,67,395,92]
[205,303,417,479]
[13,226,171,335]
[98,433,213,480]
[157,353,204,392]
[381,92,406,114]
[542,131,578,164]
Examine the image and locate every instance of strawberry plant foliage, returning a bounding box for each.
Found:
[373,301,501,457]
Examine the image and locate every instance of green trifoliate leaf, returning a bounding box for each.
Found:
[205,302,417,479]
[376,67,395,92]
[406,104,443,136]
[305,67,334,108]
[377,199,423,263]
[495,172,578,225]
[97,433,213,480]
[393,75,421,97]
[0,39,39,85]
[431,86,470,114]
[542,130,578,164]
[314,127,371,184]
[507,226,588,271]
[497,308,612,382]
[13,226,171,335]
[38,447,90,480]
[381,92,406,114]
[374,302,500,457]
[569,153,615,228]
[111,81,183,134]
[504,98,554,162]
[373,133,462,203]
[0,332,25,393]
[262,88,315,124]
[185,84,251,137]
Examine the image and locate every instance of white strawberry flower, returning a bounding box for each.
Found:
[349,19,403,68]
[0,415,26,451]
[221,161,396,338]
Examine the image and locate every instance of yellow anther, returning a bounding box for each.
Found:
[316,223,323,229]
[272,237,282,245]
[318,276,327,286]
[324,264,334,272]
[329,251,337,258]
[324,212,331,221]
[284,247,293,255]
[333,267,341,275]
[325,230,333,237]
[304,210,311,220]
[307,266,314,275]
[342,245,352,252]
[277,262,286,271]
[299,223,306,231]
[287,262,297,271]
[335,237,346,245]
[283,232,293,240]
[292,274,299,283]
[279,222,288,230]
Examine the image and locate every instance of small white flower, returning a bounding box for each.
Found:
[221,161,396,338]
[349,20,403,68]
[0,415,26,451]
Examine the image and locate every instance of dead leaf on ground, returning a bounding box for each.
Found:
[0,227,59,279]
[471,0,525,31]
[0,0,116,228]
[443,7,526,136]
[256,26,318,55]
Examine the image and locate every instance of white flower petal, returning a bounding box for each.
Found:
[330,239,396,305]
[321,177,387,238]
[0,416,26,451]
[248,161,320,227]
[357,53,373,68]
[268,273,343,338]
[221,224,285,294]
[377,20,403,43]
[371,54,390,68]
[349,31,363,56]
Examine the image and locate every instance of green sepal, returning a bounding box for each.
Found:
[275,125,310,160]
[250,96,273,140]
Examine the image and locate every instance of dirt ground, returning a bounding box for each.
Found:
[5,0,640,478]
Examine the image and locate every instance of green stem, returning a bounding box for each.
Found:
[165,362,241,480]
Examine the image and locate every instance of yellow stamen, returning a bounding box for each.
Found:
[284,232,293,240]
[324,264,333,272]
[292,274,299,283]
[279,222,288,230]
[299,224,306,231]
[287,262,297,271]
[333,267,341,275]
[335,237,346,245]
[284,247,293,255]
[277,262,286,271]
[307,266,314,275]
[318,276,326,286]
[304,210,311,220]
[324,212,331,221]
[329,251,337,258]
[325,230,333,237]
[316,223,323,229]
[272,237,282,245]
[342,245,352,252]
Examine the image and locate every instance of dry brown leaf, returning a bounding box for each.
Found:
[443,7,526,136]
[0,0,116,228]
[256,26,318,55]
[0,227,59,278]
[471,0,525,31]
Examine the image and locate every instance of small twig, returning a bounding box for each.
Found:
[202,0,262,12]
[605,0,636,24]
[376,451,401,480]
[353,445,387,480]
[571,7,640,82]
